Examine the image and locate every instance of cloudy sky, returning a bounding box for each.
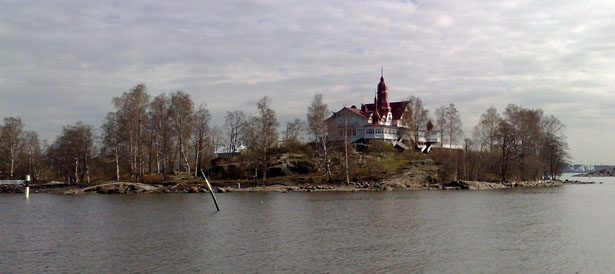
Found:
[1,0,614,164]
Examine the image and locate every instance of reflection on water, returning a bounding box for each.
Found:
[2,178,615,273]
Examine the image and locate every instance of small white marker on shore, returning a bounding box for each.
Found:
[25,175,31,199]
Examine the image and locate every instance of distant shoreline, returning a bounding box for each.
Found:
[572,169,615,177]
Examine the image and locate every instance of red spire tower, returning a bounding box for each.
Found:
[373,69,391,124]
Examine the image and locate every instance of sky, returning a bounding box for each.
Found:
[1,0,614,164]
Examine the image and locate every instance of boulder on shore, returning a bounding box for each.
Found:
[71,182,160,194]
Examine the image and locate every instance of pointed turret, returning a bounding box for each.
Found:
[376,74,391,119]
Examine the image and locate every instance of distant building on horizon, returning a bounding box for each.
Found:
[326,74,441,152]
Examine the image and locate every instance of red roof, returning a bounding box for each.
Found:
[361,101,409,120]
[344,107,369,119]
[325,106,371,121]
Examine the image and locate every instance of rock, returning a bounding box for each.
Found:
[442,181,469,189]
[217,187,227,193]
[82,182,160,194]
[96,185,116,194]
[117,185,128,194]
[189,186,199,193]
[385,181,407,190]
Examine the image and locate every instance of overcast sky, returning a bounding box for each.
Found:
[1,0,614,164]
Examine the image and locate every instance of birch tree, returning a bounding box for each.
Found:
[169,91,194,176]
[283,118,305,142]
[444,103,463,148]
[223,110,246,154]
[540,115,569,179]
[192,105,211,176]
[148,94,172,175]
[112,84,150,181]
[404,96,429,144]
[255,96,279,184]
[102,112,121,181]
[241,116,260,181]
[48,122,95,184]
[0,117,24,178]
[472,107,500,152]
[22,131,42,180]
[307,94,332,181]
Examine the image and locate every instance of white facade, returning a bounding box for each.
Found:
[326,107,443,153]
[326,107,404,143]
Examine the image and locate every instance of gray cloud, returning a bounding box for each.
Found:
[1,0,614,163]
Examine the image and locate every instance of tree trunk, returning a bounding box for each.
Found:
[194,143,200,178]
[9,148,15,178]
[321,133,331,182]
[115,145,120,181]
[84,148,90,183]
[262,147,267,185]
[74,158,79,184]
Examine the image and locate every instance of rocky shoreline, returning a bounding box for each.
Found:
[216,178,593,192]
[0,177,594,195]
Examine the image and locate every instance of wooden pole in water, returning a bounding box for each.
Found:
[200,169,220,211]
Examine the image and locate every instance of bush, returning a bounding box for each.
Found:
[366,140,396,155]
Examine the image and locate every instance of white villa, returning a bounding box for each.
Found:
[326,74,441,152]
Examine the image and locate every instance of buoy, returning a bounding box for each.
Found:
[25,175,31,199]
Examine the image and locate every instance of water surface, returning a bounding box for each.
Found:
[2,174,615,273]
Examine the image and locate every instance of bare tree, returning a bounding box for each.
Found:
[48,122,95,184]
[112,84,150,181]
[472,107,500,152]
[210,125,223,156]
[192,105,211,177]
[404,96,429,145]
[241,116,260,181]
[148,94,172,175]
[307,94,332,181]
[505,105,543,180]
[22,131,41,180]
[540,115,569,179]
[445,103,463,149]
[435,105,447,144]
[223,110,246,154]
[283,118,305,142]
[255,96,279,184]
[0,117,24,178]
[496,118,515,181]
[169,91,195,177]
[102,112,122,181]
